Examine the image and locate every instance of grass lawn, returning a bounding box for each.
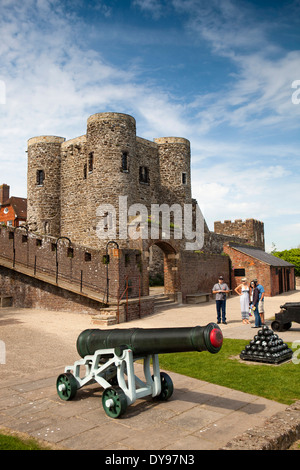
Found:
[0,432,48,450]
[158,338,300,405]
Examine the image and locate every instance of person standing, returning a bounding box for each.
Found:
[250,280,261,328]
[212,276,230,324]
[254,278,265,325]
[235,278,250,324]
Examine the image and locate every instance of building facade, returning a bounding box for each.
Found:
[0,184,27,228]
[223,243,295,296]
[27,112,192,250]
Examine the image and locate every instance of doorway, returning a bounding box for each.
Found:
[148,241,178,299]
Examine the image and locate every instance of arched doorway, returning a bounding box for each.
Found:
[148,241,179,300]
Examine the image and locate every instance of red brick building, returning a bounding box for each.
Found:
[0,184,27,228]
[224,243,295,296]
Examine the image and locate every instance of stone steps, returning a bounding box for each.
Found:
[91,305,123,326]
[153,294,176,311]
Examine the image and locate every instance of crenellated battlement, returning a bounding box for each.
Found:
[214,218,265,250]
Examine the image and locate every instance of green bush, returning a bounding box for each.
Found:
[272,248,300,276]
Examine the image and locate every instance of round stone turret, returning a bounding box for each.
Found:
[154,137,191,205]
[27,135,65,236]
[84,113,137,246]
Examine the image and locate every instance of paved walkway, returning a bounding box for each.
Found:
[0,289,300,450]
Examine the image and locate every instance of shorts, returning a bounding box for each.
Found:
[258,300,264,313]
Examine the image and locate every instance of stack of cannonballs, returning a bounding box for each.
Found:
[240,325,293,364]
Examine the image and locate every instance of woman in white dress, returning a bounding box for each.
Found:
[235,278,250,324]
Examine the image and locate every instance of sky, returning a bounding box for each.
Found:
[0,0,300,252]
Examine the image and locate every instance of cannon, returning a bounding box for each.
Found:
[56,324,223,418]
[271,302,300,332]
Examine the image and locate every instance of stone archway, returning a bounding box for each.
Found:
[148,240,180,300]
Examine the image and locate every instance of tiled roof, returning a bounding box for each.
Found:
[8,197,27,218]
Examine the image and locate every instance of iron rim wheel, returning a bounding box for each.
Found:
[56,373,78,401]
[271,321,281,332]
[157,372,173,401]
[102,387,128,418]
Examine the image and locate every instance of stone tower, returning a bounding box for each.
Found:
[27,135,65,237]
[26,112,194,250]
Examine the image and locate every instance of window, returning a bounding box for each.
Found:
[22,235,28,243]
[182,172,187,185]
[83,163,87,179]
[234,268,245,277]
[36,239,42,247]
[102,254,109,264]
[85,252,91,262]
[139,166,149,184]
[88,152,94,172]
[4,207,8,214]
[36,169,45,186]
[44,221,50,234]
[67,247,74,258]
[121,152,128,172]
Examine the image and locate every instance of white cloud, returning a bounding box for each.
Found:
[132,0,165,19]
[0,0,191,197]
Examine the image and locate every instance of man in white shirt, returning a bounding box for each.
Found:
[212,276,230,324]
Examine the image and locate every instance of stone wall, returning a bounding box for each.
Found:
[214,219,265,250]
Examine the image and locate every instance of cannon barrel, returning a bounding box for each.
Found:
[76,323,223,358]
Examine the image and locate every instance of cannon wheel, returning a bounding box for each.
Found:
[271,320,281,332]
[154,372,174,401]
[102,386,128,418]
[56,373,78,401]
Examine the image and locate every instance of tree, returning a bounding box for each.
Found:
[272,248,300,276]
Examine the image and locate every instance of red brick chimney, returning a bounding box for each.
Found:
[0,184,10,205]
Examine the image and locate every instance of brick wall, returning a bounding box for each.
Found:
[0,265,105,314]
[0,226,154,319]
[180,251,230,301]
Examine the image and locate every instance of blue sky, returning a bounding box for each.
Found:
[0,0,300,251]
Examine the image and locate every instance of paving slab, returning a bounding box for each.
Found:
[0,289,300,450]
